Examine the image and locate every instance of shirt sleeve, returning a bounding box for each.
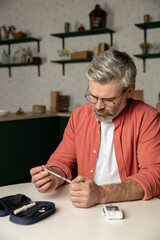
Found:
[128,112,160,200]
[46,112,76,180]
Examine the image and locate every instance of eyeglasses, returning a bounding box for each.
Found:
[85,87,128,108]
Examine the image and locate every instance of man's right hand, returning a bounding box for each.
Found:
[30,165,64,193]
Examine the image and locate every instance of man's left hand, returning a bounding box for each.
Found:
[69,175,103,208]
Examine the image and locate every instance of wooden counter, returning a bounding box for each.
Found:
[0,111,71,122]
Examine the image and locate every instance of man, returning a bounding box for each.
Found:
[30,49,160,208]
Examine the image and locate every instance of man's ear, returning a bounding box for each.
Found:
[126,84,135,99]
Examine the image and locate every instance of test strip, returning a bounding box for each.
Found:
[44,168,72,183]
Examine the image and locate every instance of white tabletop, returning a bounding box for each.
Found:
[0,183,160,240]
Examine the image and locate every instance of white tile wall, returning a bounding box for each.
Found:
[0,0,160,112]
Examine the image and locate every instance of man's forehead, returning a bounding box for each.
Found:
[88,78,121,85]
[88,80,122,92]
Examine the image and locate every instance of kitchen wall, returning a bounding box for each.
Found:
[0,0,160,112]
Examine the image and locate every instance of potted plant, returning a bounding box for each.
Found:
[139,42,151,54]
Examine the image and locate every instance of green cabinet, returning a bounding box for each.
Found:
[0,116,69,186]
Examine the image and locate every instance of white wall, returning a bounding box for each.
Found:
[0,0,160,112]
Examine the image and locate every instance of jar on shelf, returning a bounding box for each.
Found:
[89,4,107,29]
[78,24,85,31]
[1,49,8,64]
[21,48,27,63]
[143,14,150,23]
[139,42,151,54]
[21,54,26,63]
[64,22,70,33]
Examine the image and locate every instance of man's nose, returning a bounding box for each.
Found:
[95,99,105,109]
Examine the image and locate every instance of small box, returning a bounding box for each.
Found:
[59,95,70,112]
[50,91,60,112]
[132,90,143,101]
[71,51,93,59]
[98,43,109,53]
[32,105,46,113]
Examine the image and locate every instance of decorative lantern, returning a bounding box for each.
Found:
[89,4,107,29]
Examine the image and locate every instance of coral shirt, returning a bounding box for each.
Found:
[47,99,160,200]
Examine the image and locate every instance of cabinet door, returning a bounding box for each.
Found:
[0,117,59,186]
[59,116,70,141]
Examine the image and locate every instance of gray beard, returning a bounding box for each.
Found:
[93,98,126,123]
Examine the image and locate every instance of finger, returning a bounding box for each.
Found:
[37,179,57,193]
[72,202,87,208]
[70,193,94,208]
[45,179,59,193]
[34,174,53,188]
[70,187,90,199]
[30,166,43,176]
[72,175,87,183]
[31,169,49,184]
[70,197,89,208]
[70,196,81,204]
[70,182,84,191]
[69,189,81,198]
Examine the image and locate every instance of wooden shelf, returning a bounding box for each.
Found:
[51,27,114,49]
[134,53,160,59]
[134,53,160,72]
[0,62,41,67]
[135,21,160,30]
[0,62,41,77]
[0,37,41,54]
[51,58,92,75]
[51,27,114,38]
[134,21,160,72]
[51,58,92,64]
[50,27,115,75]
[0,37,41,45]
[0,37,41,77]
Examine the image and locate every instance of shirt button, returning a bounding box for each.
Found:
[93,150,96,153]
[90,170,94,173]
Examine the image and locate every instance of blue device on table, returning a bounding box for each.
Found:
[0,194,55,225]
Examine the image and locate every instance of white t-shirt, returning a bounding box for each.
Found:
[94,121,121,185]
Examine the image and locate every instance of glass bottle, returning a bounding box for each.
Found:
[1,49,8,64]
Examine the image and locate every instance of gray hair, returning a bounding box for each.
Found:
[85,49,137,88]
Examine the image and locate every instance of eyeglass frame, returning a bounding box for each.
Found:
[84,87,128,108]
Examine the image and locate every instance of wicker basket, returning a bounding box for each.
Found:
[12,32,27,39]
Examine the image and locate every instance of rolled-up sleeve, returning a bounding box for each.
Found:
[46,112,76,180]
